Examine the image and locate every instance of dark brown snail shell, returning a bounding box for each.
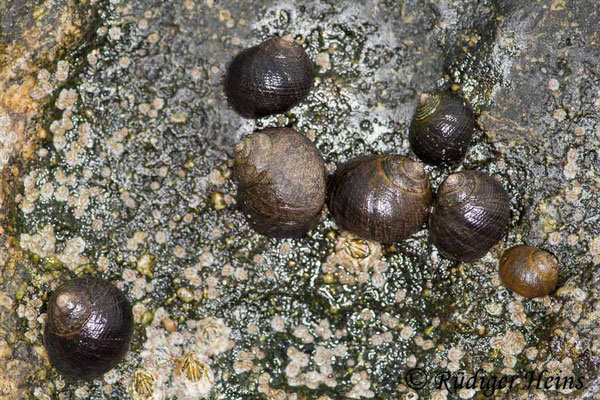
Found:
[409,92,475,166]
[499,245,559,298]
[44,276,134,380]
[224,35,314,118]
[234,128,326,238]
[326,155,432,243]
[429,170,510,261]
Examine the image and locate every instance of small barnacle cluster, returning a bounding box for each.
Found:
[230,314,352,397]
[19,225,89,270]
[590,234,600,265]
[15,296,44,344]
[191,316,235,356]
[556,285,587,324]
[284,345,338,389]
[0,110,19,169]
[106,127,128,157]
[232,345,265,376]
[346,370,375,399]
[256,371,335,400]
[193,245,262,294]
[128,309,233,400]
[49,88,82,157]
[0,61,64,172]
[489,330,526,374]
[541,358,579,395]
[15,92,104,230]
[181,247,224,300]
[122,266,155,300]
[322,232,388,286]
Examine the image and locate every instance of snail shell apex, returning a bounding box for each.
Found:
[499,245,559,298]
[326,155,432,243]
[409,91,475,166]
[224,35,314,118]
[48,288,93,337]
[44,276,134,380]
[234,128,326,238]
[429,170,510,261]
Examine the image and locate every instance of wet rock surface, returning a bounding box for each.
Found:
[0,0,599,399]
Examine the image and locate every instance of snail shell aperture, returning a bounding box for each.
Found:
[429,170,510,261]
[44,276,134,380]
[499,245,559,298]
[224,35,314,118]
[409,91,475,166]
[326,155,432,243]
[234,128,326,238]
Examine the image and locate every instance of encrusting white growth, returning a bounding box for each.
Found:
[131,311,234,399]
[346,371,375,399]
[321,232,388,286]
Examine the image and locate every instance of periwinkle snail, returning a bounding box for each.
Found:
[224,35,314,118]
[499,245,559,298]
[327,155,432,243]
[234,128,326,238]
[429,170,510,261]
[409,91,475,166]
[44,276,134,380]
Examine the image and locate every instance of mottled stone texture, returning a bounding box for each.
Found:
[1,0,599,399]
[0,1,101,398]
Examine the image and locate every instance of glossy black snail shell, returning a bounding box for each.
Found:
[409,91,475,166]
[224,35,314,118]
[429,170,510,261]
[499,245,559,298]
[44,276,134,380]
[326,155,432,243]
[234,128,326,238]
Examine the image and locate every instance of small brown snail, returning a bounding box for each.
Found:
[409,91,475,166]
[499,245,559,298]
[234,128,326,237]
[326,155,432,243]
[429,170,510,261]
[224,35,314,118]
[44,276,134,380]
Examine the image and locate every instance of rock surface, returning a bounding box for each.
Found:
[0,0,599,399]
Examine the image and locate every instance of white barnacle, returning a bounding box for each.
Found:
[194,317,234,356]
[172,352,214,399]
[130,369,164,400]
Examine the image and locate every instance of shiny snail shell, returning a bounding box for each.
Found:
[44,276,134,380]
[234,128,326,238]
[326,155,432,243]
[429,170,510,261]
[499,245,559,298]
[224,35,314,118]
[409,91,475,166]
